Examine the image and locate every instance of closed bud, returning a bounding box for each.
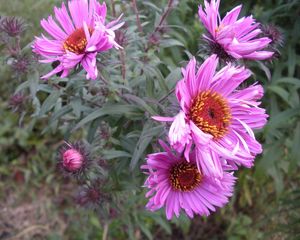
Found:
[63,149,83,172]
[75,180,109,210]
[261,24,284,48]
[0,16,26,37]
[58,142,91,178]
[8,92,27,112]
[11,55,31,75]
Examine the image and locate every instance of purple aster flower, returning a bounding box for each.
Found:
[198,0,274,61]
[33,0,124,80]
[142,141,235,220]
[153,55,268,177]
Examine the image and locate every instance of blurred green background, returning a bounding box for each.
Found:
[0,0,300,239]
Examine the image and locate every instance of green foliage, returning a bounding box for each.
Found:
[0,0,300,239]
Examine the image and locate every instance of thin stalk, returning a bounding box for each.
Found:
[110,0,116,18]
[119,49,127,84]
[131,0,144,35]
[145,0,174,52]
[153,0,174,35]
[102,222,109,240]
[110,0,127,86]
[159,88,175,103]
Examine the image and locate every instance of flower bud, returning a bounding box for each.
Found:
[11,55,31,75]
[261,24,284,48]
[58,142,91,178]
[62,149,83,172]
[8,92,27,112]
[75,180,109,210]
[0,16,26,37]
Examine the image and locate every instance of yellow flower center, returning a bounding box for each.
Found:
[190,90,231,139]
[170,162,202,192]
[63,27,93,54]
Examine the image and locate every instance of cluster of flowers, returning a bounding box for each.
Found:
[142,0,273,220]
[29,0,124,211]
[31,0,280,220]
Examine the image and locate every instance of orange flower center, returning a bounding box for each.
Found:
[170,162,202,192]
[63,27,93,54]
[215,24,225,33]
[190,90,231,139]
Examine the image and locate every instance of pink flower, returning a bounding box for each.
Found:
[198,0,273,61]
[153,55,268,177]
[33,0,124,80]
[141,141,235,220]
[58,142,91,176]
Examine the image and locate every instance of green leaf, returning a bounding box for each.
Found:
[90,216,101,228]
[28,70,40,97]
[137,222,153,240]
[37,84,54,93]
[103,150,131,160]
[277,77,300,88]
[144,66,169,94]
[146,77,155,98]
[39,90,61,116]
[165,67,182,87]
[268,166,284,195]
[142,2,162,13]
[87,118,101,143]
[130,122,163,169]
[123,94,157,115]
[50,105,72,123]
[160,39,185,48]
[74,104,140,130]
[288,44,296,77]
[292,122,300,164]
[70,97,82,118]
[150,215,171,234]
[15,80,30,93]
[257,61,271,81]
[267,108,300,129]
[268,85,290,105]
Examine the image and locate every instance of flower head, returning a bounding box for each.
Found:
[153,55,268,177]
[0,16,26,37]
[260,24,284,48]
[75,183,104,209]
[198,0,273,61]
[33,0,124,80]
[58,141,91,177]
[75,178,110,211]
[11,55,31,75]
[142,141,235,220]
[8,92,27,112]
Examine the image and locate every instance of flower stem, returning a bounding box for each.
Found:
[110,0,127,86]
[110,0,116,17]
[102,222,109,240]
[145,0,174,52]
[159,88,175,103]
[131,0,144,35]
[153,0,174,35]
